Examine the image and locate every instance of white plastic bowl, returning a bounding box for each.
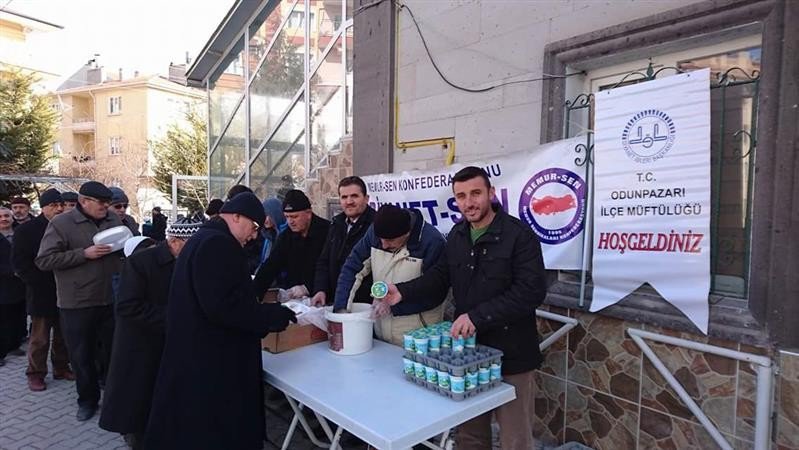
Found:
[93,226,133,253]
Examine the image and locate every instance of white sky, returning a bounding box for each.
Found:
[7,0,235,80]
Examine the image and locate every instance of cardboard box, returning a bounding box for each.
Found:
[260,288,328,353]
[262,323,328,353]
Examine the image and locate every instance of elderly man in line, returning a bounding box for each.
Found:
[36,181,124,421]
[0,206,26,365]
[62,192,78,212]
[12,189,75,391]
[11,196,35,228]
[109,187,140,236]
[100,219,200,449]
[145,192,296,449]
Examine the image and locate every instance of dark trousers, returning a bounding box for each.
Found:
[26,316,71,378]
[0,302,26,358]
[60,306,115,407]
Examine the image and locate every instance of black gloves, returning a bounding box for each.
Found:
[263,303,298,333]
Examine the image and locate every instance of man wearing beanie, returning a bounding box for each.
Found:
[332,204,447,344]
[11,196,35,228]
[109,187,140,236]
[62,192,78,211]
[253,189,330,300]
[100,218,199,448]
[12,189,74,391]
[35,180,123,421]
[145,192,297,450]
[311,176,375,307]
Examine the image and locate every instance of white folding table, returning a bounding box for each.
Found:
[262,341,516,450]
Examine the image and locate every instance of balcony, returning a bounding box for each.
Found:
[72,117,96,134]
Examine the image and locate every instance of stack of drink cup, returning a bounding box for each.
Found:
[401,321,503,400]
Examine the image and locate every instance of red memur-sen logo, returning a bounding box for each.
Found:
[621,109,676,164]
[519,168,586,245]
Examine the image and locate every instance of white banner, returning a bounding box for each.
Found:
[363,137,588,269]
[591,69,711,333]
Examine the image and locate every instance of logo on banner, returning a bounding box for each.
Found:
[621,109,676,164]
[519,168,586,245]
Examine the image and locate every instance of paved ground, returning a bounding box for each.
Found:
[0,342,348,450]
[0,344,126,450]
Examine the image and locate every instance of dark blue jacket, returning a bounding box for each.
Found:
[333,209,446,315]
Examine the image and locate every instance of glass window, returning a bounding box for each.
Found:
[209,38,245,149]
[109,136,122,155]
[108,96,122,115]
[345,26,353,134]
[563,40,761,299]
[250,96,306,199]
[249,1,296,77]
[309,35,344,178]
[209,102,247,199]
[309,0,338,68]
[346,0,353,21]
[249,3,306,149]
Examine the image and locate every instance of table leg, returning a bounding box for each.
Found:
[417,429,451,450]
[281,412,300,450]
[284,394,333,448]
[312,409,341,449]
[330,426,344,449]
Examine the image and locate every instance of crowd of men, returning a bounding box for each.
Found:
[0,166,546,450]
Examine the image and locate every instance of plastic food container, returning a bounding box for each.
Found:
[93,226,133,253]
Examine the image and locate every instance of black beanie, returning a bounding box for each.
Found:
[205,198,224,216]
[220,192,266,226]
[374,205,411,239]
[39,189,62,207]
[282,189,311,212]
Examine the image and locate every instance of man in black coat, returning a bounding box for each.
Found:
[0,206,26,366]
[149,207,167,241]
[310,176,375,307]
[144,192,296,450]
[100,219,200,449]
[253,189,330,299]
[12,189,74,391]
[384,167,546,450]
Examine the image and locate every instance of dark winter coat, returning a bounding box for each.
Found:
[144,218,293,450]
[397,207,547,375]
[252,214,330,296]
[121,214,140,237]
[99,242,174,435]
[313,207,375,304]
[0,234,25,306]
[150,213,166,241]
[11,215,57,316]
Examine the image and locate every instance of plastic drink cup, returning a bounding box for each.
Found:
[371,281,389,299]
[452,335,465,353]
[414,336,429,355]
[465,371,478,390]
[425,366,438,384]
[437,370,450,389]
[403,333,415,352]
[414,362,425,379]
[490,363,502,381]
[403,358,414,375]
[465,333,477,348]
[441,332,452,348]
[450,376,465,394]
[428,333,441,352]
[478,367,490,385]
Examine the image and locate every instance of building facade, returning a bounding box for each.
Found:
[52,70,205,220]
[189,0,797,448]
[0,8,62,90]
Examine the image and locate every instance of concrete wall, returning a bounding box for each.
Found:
[393,0,701,172]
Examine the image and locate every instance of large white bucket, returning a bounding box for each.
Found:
[325,303,374,355]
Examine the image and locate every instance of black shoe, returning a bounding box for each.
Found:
[76,405,97,422]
